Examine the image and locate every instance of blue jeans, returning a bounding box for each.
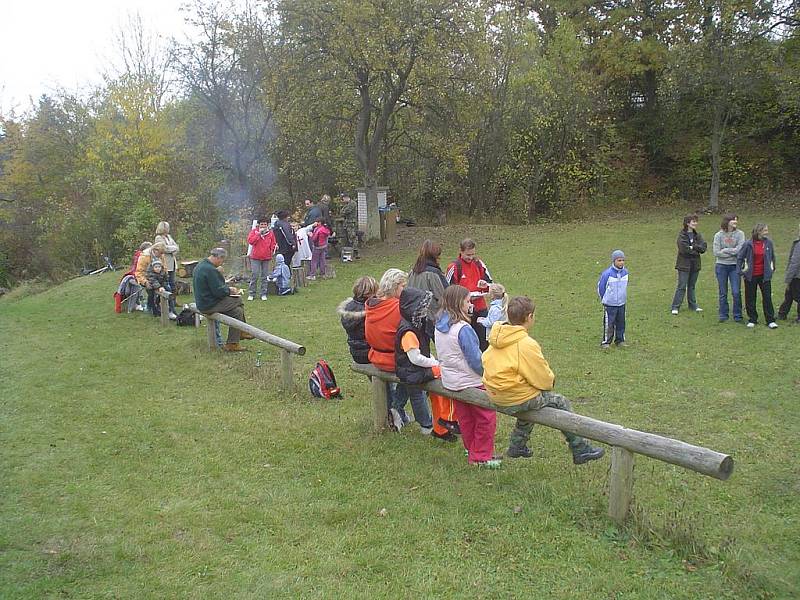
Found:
[715,263,742,321]
[391,383,433,429]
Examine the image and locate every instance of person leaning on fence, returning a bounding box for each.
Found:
[247,217,277,301]
[338,276,378,364]
[482,296,605,465]
[192,247,254,352]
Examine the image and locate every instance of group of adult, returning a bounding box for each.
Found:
[129,221,180,319]
[670,213,800,327]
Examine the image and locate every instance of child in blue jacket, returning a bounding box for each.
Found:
[597,250,629,349]
[269,254,294,296]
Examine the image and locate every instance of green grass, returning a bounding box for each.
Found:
[1,208,799,599]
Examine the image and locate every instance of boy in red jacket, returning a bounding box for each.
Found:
[446,238,493,350]
[247,218,277,300]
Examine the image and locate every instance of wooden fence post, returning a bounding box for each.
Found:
[608,446,635,524]
[206,316,217,349]
[371,378,389,433]
[159,294,169,327]
[281,349,294,392]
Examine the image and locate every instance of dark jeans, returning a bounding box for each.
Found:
[602,304,626,345]
[777,278,800,320]
[671,269,700,311]
[471,308,489,351]
[390,383,433,429]
[715,263,742,321]
[743,275,775,324]
[203,295,246,343]
[279,248,296,266]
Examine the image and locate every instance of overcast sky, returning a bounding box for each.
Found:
[1,0,193,115]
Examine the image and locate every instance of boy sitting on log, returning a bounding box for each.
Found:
[481,295,606,465]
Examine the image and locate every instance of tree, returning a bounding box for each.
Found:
[279,0,480,238]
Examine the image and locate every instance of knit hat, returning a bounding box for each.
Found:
[151,259,163,269]
[611,250,625,261]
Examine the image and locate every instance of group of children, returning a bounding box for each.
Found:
[246,215,334,299]
[339,267,605,469]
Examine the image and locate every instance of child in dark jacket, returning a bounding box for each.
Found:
[145,259,175,317]
[338,276,378,364]
[392,287,436,436]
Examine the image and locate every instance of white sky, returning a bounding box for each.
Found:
[0,0,193,115]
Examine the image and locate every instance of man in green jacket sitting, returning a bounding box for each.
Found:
[193,247,251,352]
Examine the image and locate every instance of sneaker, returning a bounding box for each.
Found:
[432,430,457,442]
[168,312,178,320]
[388,408,404,432]
[238,331,255,340]
[473,459,502,469]
[671,309,679,315]
[695,307,704,313]
[506,446,533,459]
[746,322,756,328]
[437,418,460,435]
[615,341,627,348]
[600,343,610,350]
[247,295,254,301]
[572,445,606,465]
[306,275,316,280]
[719,317,728,323]
[419,426,433,435]
[767,322,778,329]
[135,305,145,311]
[261,295,267,301]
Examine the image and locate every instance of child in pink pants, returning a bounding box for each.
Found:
[434,285,499,468]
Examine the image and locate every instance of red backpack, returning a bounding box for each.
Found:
[309,360,341,399]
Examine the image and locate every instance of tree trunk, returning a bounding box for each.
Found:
[708,103,729,211]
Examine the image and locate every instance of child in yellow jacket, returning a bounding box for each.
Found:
[481,296,605,464]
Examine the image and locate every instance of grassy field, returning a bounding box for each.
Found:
[1,208,798,599]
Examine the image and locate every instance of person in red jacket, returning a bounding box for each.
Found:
[446,239,493,350]
[247,217,277,300]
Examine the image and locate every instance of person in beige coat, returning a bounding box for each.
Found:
[154,221,179,319]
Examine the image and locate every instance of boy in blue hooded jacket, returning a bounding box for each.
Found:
[597,250,629,349]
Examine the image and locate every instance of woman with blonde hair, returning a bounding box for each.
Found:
[365,268,433,433]
[154,221,180,319]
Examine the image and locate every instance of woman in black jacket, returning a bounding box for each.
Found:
[273,210,297,266]
[671,214,707,315]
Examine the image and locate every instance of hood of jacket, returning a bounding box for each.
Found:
[274,253,285,265]
[337,297,366,321]
[487,322,529,349]
[435,311,456,334]
[399,288,432,330]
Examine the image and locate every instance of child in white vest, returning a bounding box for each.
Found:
[435,285,499,468]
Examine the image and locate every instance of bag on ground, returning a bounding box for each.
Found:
[176,307,195,326]
[309,359,342,399]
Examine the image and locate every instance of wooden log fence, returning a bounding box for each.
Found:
[188,303,306,392]
[350,362,734,524]
[154,289,172,327]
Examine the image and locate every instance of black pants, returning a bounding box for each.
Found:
[777,278,800,320]
[471,308,489,351]
[280,247,296,266]
[743,275,775,324]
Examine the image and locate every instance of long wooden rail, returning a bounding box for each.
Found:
[188,303,306,392]
[350,362,733,524]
